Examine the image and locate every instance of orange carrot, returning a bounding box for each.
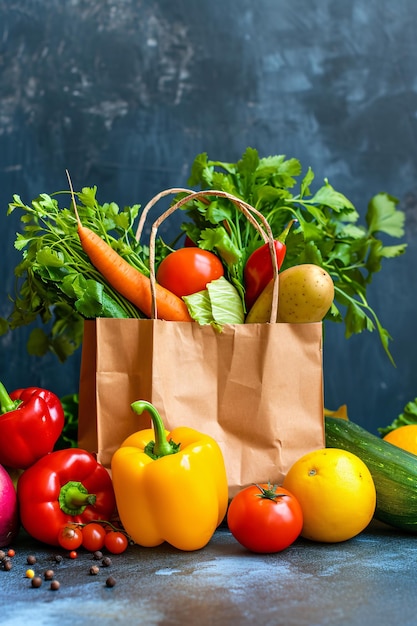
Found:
[66,172,192,322]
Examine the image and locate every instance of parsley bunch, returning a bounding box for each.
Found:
[181,147,407,364]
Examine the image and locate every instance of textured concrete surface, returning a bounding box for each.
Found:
[1,521,416,626]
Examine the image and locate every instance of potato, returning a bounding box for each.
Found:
[277,264,334,322]
[245,263,334,324]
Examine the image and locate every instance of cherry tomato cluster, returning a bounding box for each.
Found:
[57,522,129,555]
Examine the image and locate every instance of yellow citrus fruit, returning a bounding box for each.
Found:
[283,448,376,543]
[383,425,417,455]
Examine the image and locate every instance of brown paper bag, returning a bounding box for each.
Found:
[78,317,324,497]
[77,188,325,497]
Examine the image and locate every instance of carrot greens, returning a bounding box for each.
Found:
[3,187,149,361]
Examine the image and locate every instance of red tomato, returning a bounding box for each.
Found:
[81,523,106,552]
[156,248,224,297]
[57,524,83,551]
[104,531,129,554]
[227,484,303,553]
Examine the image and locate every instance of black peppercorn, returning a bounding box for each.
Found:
[31,576,42,588]
[3,559,12,571]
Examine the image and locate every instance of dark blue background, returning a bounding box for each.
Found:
[1,0,416,433]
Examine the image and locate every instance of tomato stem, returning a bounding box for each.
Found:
[254,483,288,502]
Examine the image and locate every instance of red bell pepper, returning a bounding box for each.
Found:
[243,220,295,311]
[0,383,65,469]
[17,448,116,546]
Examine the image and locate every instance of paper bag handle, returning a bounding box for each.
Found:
[136,189,279,323]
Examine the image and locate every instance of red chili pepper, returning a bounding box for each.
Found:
[244,221,295,311]
[0,383,65,469]
[17,448,116,546]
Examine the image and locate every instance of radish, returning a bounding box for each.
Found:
[0,463,19,547]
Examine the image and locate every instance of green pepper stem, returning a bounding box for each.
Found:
[58,481,97,516]
[131,400,179,459]
[277,219,296,243]
[0,381,22,414]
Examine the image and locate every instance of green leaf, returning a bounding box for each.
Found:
[366,193,404,238]
[237,147,260,176]
[345,301,374,337]
[36,247,66,267]
[380,243,407,259]
[188,152,210,187]
[300,167,315,198]
[309,181,355,212]
[27,327,50,357]
[199,227,242,265]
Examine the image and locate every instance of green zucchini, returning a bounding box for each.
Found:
[325,416,417,532]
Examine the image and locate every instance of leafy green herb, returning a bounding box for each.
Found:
[2,187,150,361]
[182,148,407,364]
[378,398,417,437]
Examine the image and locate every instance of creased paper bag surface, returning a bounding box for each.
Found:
[78,318,324,497]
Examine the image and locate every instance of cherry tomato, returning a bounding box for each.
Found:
[104,531,129,554]
[81,523,107,552]
[227,484,303,553]
[57,524,83,551]
[156,248,224,297]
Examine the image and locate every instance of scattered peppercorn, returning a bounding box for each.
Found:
[7,548,15,557]
[44,569,54,580]
[69,550,78,559]
[90,565,100,576]
[27,555,37,565]
[31,576,43,588]
[105,576,116,588]
[93,550,103,560]
[26,568,35,579]
[0,550,6,560]
[102,556,112,567]
[53,554,63,563]
[2,556,11,569]
[50,580,60,591]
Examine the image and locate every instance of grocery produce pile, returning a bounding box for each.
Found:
[1,148,415,563]
[0,147,406,364]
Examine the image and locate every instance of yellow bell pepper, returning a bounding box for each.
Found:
[111,400,229,551]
